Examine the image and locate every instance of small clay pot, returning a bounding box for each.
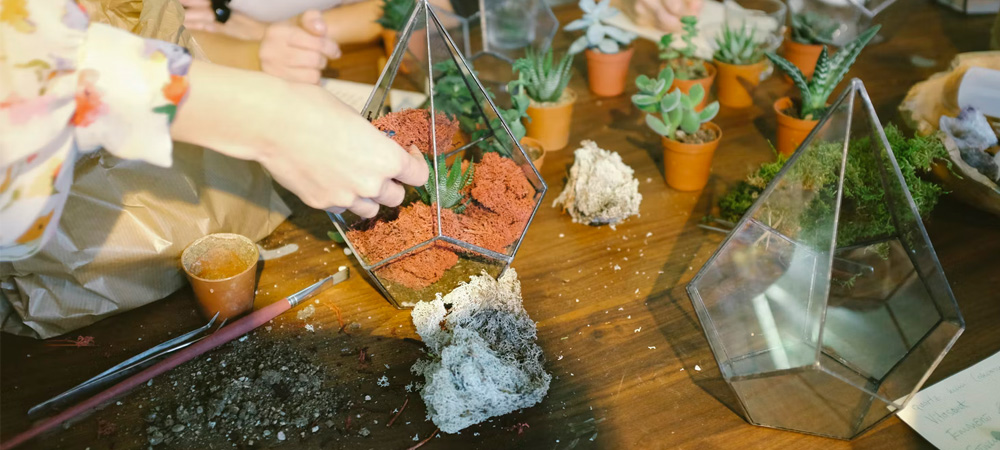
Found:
[382,29,412,74]
[585,47,635,97]
[669,61,716,112]
[524,89,577,152]
[781,37,824,80]
[774,96,818,157]
[714,59,767,109]
[181,233,259,321]
[661,122,722,191]
[520,136,545,171]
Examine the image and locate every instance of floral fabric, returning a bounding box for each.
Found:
[0,0,191,261]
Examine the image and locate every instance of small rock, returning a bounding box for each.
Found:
[171,425,185,433]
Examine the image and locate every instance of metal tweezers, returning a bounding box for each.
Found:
[27,313,227,418]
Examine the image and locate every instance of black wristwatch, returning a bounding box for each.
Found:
[211,0,231,23]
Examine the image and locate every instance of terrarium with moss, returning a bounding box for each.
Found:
[688,79,963,439]
[331,0,546,308]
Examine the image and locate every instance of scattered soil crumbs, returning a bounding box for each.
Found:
[137,332,345,447]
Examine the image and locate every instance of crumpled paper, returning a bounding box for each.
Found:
[0,0,288,338]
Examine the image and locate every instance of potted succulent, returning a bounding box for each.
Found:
[713,22,766,109]
[659,16,715,111]
[472,81,546,169]
[632,67,721,191]
[565,0,638,97]
[766,25,879,156]
[783,12,839,79]
[378,0,416,59]
[513,47,575,151]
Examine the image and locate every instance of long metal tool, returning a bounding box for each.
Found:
[1,268,349,450]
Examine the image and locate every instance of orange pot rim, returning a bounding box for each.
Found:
[712,58,768,70]
[774,97,819,130]
[527,88,578,109]
[670,60,716,83]
[661,122,722,154]
[181,233,259,283]
[584,46,636,60]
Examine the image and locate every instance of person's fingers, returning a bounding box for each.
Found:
[392,145,429,187]
[179,0,209,7]
[327,206,346,215]
[288,29,340,60]
[283,47,327,69]
[348,198,380,218]
[371,180,406,207]
[276,67,322,84]
[299,10,327,37]
[323,39,342,60]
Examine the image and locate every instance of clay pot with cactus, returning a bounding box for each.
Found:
[713,22,767,109]
[513,48,576,151]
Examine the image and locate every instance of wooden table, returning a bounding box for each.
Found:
[3,3,998,449]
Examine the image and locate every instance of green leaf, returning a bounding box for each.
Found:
[659,90,681,113]
[152,104,177,122]
[645,114,670,136]
[632,94,658,106]
[699,102,720,122]
[688,84,705,105]
[680,110,700,134]
[327,230,345,243]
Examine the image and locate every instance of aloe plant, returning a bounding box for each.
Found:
[419,155,474,212]
[564,0,637,54]
[791,12,838,46]
[766,25,880,120]
[377,0,415,32]
[632,67,719,141]
[512,47,574,103]
[713,22,764,65]
[658,16,706,80]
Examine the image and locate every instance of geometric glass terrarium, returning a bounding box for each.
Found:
[687,79,964,439]
[330,0,547,308]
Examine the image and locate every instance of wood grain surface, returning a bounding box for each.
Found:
[2,3,998,449]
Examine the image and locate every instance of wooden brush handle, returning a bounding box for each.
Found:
[1,299,292,450]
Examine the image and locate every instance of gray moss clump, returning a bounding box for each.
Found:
[410,269,550,434]
[553,140,642,229]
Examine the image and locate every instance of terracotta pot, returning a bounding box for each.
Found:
[381,29,412,74]
[181,233,259,321]
[524,89,576,151]
[669,61,716,112]
[521,137,546,171]
[661,122,722,191]
[774,97,818,157]
[714,59,767,109]
[781,38,824,80]
[585,47,634,97]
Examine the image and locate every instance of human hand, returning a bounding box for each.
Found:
[625,0,703,33]
[258,10,341,84]
[181,0,268,40]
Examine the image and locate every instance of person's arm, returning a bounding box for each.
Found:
[170,60,427,217]
[322,0,383,45]
[188,29,262,71]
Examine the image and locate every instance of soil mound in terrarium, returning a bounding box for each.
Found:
[372,109,459,154]
[345,152,537,291]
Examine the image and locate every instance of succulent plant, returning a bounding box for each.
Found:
[432,60,489,133]
[512,47,574,103]
[713,22,765,65]
[419,155,475,212]
[564,0,637,54]
[766,25,880,120]
[632,67,719,141]
[658,16,707,80]
[377,0,415,32]
[474,80,532,155]
[791,12,838,46]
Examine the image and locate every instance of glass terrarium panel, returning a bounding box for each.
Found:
[370,238,507,308]
[787,0,908,45]
[688,80,963,439]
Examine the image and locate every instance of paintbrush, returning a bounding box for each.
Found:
[1,268,349,450]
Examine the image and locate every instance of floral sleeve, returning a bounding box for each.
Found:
[0,0,192,261]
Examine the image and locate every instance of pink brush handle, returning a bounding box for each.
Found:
[1,299,292,450]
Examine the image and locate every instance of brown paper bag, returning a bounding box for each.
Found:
[0,0,290,338]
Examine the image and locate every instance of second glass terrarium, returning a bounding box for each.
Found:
[331,0,547,308]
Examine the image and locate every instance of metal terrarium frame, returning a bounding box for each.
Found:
[328,0,547,307]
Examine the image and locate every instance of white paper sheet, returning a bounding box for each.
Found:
[321,79,427,114]
[896,351,1000,450]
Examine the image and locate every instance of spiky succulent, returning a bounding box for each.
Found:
[791,12,839,46]
[564,0,637,54]
[512,47,574,103]
[766,25,880,120]
[632,67,719,140]
[377,0,415,32]
[419,155,475,212]
[658,16,706,80]
[713,22,764,65]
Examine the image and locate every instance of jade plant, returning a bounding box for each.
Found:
[564,0,637,54]
[659,16,707,80]
[766,25,880,120]
[632,67,719,141]
[512,47,574,103]
[419,155,474,212]
[713,22,764,65]
[377,0,415,31]
[791,12,838,46]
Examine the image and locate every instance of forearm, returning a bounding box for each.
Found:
[189,30,262,71]
[170,60,284,162]
[322,0,383,45]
